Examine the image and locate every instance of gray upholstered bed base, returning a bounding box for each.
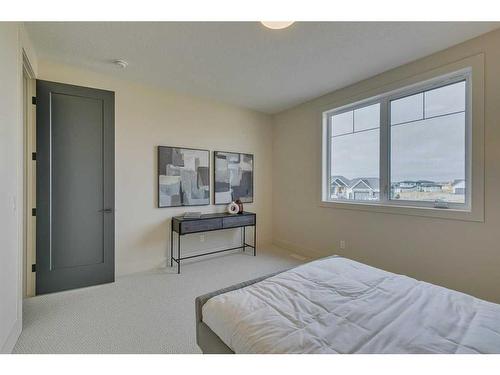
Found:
[195,270,286,354]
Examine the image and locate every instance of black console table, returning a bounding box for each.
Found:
[170,212,256,273]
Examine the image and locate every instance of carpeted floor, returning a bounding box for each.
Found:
[13,246,306,354]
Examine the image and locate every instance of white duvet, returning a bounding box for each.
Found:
[202,256,500,353]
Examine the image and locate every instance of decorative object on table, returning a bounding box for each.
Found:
[214,151,254,204]
[158,146,210,208]
[182,212,202,219]
[227,201,240,214]
[235,199,244,214]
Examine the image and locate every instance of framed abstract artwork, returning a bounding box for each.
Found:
[214,151,254,204]
[158,146,210,207]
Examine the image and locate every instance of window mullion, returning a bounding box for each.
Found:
[325,114,332,201]
[380,97,390,203]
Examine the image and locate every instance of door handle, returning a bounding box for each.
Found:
[99,208,113,213]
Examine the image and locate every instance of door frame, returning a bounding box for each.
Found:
[22,51,36,297]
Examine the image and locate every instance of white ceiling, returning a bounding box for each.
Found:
[25,22,499,114]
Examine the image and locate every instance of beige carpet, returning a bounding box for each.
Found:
[13,246,306,353]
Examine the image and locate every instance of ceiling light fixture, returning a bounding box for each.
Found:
[113,59,129,68]
[261,21,295,30]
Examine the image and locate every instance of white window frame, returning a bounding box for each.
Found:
[320,55,484,222]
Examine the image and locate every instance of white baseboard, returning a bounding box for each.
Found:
[1,318,21,353]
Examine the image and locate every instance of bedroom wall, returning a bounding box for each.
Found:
[37,60,274,277]
[0,21,22,355]
[0,23,37,353]
[272,28,500,303]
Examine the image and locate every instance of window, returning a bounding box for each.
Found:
[323,69,471,211]
[329,103,380,202]
[390,81,466,205]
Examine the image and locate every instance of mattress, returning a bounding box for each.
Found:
[202,256,500,353]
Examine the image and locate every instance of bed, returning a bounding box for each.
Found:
[195,256,500,354]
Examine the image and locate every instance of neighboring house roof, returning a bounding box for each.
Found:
[420,182,442,188]
[452,179,465,187]
[331,175,351,187]
[350,178,379,191]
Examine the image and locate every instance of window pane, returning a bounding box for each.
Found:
[330,129,379,201]
[390,93,423,125]
[390,112,465,203]
[425,81,466,117]
[354,103,380,132]
[331,111,353,136]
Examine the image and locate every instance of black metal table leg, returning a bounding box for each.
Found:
[177,232,181,274]
[170,221,173,267]
[254,223,256,256]
[243,226,246,252]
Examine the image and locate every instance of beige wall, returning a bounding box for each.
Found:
[272,28,500,303]
[38,60,273,276]
[0,23,37,353]
[0,22,22,354]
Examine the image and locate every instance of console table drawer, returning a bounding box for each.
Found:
[223,215,255,229]
[180,218,222,234]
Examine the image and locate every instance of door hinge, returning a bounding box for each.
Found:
[32,264,36,272]
[32,208,36,216]
[32,152,37,161]
[32,96,37,105]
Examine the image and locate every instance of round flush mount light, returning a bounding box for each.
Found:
[261,21,295,30]
[112,59,129,69]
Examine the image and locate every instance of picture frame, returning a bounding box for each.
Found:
[214,151,254,205]
[157,146,210,208]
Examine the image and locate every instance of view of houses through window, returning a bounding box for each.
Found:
[330,176,380,201]
[328,77,467,206]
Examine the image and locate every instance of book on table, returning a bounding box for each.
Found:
[183,212,202,219]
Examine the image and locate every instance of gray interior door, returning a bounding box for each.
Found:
[36,80,115,295]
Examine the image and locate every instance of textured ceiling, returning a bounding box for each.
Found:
[26,22,499,114]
